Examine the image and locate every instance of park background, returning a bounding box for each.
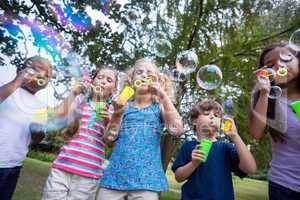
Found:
[0,0,300,199]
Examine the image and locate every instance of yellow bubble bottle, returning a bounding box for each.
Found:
[223,118,233,132]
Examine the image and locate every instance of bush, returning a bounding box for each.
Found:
[27,150,57,163]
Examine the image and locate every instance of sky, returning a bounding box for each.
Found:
[0,0,131,107]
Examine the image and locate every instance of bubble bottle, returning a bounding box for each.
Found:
[221,98,235,135]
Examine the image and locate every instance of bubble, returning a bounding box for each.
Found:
[65,52,81,66]
[176,50,199,74]
[289,28,300,51]
[167,124,178,135]
[52,70,57,79]
[186,136,193,141]
[247,144,251,151]
[266,68,276,81]
[170,69,186,82]
[153,38,172,58]
[156,31,167,40]
[212,117,221,128]
[126,9,140,25]
[24,68,36,79]
[101,159,110,170]
[68,64,81,78]
[269,86,282,99]
[56,71,66,82]
[223,98,236,116]
[279,51,293,63]
[25,60,33,68]
[196,64,223,90]
[46,117,68,132]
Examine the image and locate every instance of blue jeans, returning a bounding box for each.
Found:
[269,181,300,200]
[0,166,22,200]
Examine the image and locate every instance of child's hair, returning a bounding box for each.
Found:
[124,58,175,103]
[92,66,119,88]
[18,56,51,71]
[87,66,118,100]
[252,42,300,142]
[190,99,223,130]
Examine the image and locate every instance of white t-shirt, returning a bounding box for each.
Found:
[0,74,45,168]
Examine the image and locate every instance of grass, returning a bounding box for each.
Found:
[13,158,268,200]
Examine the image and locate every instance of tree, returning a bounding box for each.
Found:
[1,0,300,172]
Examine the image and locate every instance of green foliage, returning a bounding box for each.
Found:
[1,0,300,171]
[27,150,57,163]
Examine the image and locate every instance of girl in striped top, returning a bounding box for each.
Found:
[42,68,117,200]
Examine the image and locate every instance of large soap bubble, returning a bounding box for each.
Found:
[196,64,223,90]
[126,9,141,25]
[176,50,199,74]
[289,28,300,51]
[153,38,172,58]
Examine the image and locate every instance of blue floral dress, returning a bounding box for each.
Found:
[100,102,169,192]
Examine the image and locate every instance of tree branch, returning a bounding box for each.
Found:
[187,0,204,49]
[31,0,73,34]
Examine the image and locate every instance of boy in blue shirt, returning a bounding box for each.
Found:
[172,99,256,200]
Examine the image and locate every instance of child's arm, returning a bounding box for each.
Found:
[248,78,270,140]
[174,144,205,182]
[29,93,81,143]
[160,93,184,136]
[103,101,126,147]
[0,69,31,104]
[149,83,183,136]
[103,113,123,147]
[226,119,257,174]
[52,82,85,118]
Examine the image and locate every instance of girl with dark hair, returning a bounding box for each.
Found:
[249,43,300,200]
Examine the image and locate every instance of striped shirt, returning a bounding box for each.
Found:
[52,96,112,179]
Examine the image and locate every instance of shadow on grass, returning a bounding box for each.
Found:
[14,158,268,200]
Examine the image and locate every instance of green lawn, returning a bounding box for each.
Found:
[13,158,268,200]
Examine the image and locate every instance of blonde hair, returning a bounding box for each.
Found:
[123,58,176,103]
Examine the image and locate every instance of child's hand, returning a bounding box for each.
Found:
[148,82,166,100]
[112,99,127,115]
[71,81,86,96]
[104,123,119,142]
[15,68,37,86]
[255,76,271,95]
[62,118,79,141]
[191,144,205,166]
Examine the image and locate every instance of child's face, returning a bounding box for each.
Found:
[92,69,116,99]
[193,109,221,139]
[132,62,158,93]
[263,47,299,85]
[21,58,52,92]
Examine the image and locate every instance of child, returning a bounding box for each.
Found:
[249,43,300,200]
[172,99,256,200]
[98,58,183,200]
[42,68,117,200]
[0,56,52,200]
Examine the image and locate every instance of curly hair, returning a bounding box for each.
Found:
[190,99,223,121]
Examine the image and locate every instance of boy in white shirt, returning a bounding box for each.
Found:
[0,56,52,200]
